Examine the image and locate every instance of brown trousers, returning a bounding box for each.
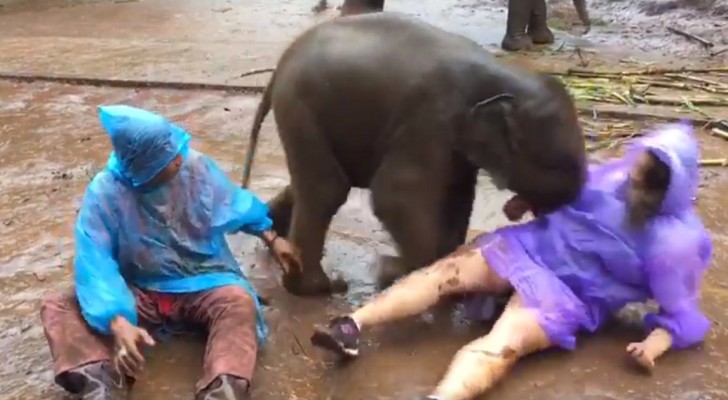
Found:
[40,285,258,394]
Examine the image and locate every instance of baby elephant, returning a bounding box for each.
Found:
[242,13,587,296]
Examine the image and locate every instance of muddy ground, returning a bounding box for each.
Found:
[1,0,728,399]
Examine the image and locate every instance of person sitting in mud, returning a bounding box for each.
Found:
[310,122,712,400]
[40,105,300,400]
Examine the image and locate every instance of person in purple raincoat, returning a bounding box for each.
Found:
[309,122,713,400]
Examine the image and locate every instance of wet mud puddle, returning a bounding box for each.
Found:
[3,81,728,400]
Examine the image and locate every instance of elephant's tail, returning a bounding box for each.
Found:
[241,74,275,188]
[572,0,590,34]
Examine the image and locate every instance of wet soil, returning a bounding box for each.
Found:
[1,1,728,400]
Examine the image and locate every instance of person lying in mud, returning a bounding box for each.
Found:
[311,123,712,400]
[40,105,300,400]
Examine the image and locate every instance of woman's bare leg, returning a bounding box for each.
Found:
[311,245,510,356]
[353,246,508,328]
[430,293,551,400]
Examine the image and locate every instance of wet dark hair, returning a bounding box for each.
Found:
[642,151,671,193]
[626,150,671,227]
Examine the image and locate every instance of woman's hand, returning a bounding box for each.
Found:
[110,316,155,377]
[626,342,655,372]
[626,328,673,373]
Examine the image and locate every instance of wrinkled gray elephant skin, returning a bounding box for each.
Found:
[242,14,587,296]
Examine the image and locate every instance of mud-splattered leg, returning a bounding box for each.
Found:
[181,286,258,398]
[311,247,511,357]
[40,289,162,397]
[431,294,551,400]
[354,248,508,327]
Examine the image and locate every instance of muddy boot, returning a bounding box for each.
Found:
[527,0,555,44]
[310,316,361,357]
[501,0,534,51]
[57,361,124,400]
[196,375,251,400]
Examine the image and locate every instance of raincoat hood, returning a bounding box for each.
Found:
[624,122,699,215]
[99,105,191,188]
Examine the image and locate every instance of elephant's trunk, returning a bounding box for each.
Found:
[571,0,590,34]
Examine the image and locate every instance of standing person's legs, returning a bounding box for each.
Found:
[340,0,385,15]
[40,288,162,399]
[311,244,511,356]
[179,285,258,400]
[427,294,551,400]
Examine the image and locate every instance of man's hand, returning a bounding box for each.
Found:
[260,230,303,284]
[503,195,531,222]
[110,316,155,377]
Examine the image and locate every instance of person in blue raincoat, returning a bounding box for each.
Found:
[40,105,300,400]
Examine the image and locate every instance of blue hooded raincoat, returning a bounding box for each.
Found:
[74,105,272,341]
[469,123,712,350]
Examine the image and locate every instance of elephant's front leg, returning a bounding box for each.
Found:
[527,0,555,45]
[501,0,535,51]
[437,162,478,259]
[371,152,446,288]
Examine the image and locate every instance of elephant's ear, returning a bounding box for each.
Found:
[468,93,521,153]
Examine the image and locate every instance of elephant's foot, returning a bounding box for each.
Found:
[501,33,533,52]
[527,25,555,45]
[283,268,348,297]
[528,0,554,45]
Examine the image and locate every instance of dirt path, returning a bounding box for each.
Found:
[1,1,728,399]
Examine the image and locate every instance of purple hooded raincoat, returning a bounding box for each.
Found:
[469,123,712,350]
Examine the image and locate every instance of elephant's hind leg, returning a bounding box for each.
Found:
[277,110,351,296]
